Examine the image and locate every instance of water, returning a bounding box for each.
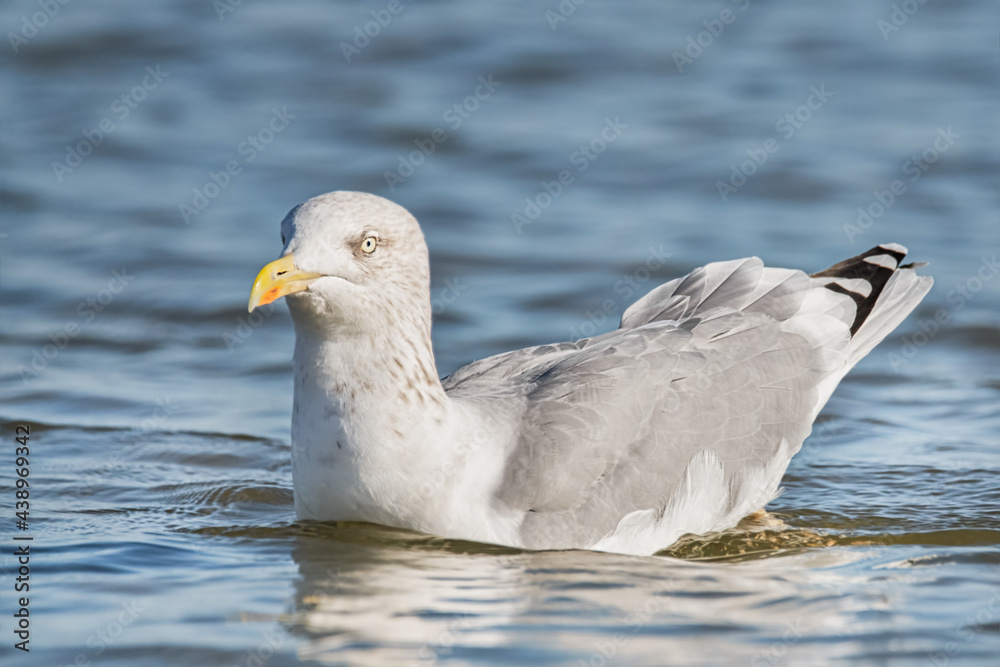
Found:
[1,1,998,665]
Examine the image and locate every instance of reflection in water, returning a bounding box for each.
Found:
[290,532,528,664]
[282,522,941,666]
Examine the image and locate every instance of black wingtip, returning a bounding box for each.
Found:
[811,243,912,336]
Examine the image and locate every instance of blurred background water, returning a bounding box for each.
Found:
[1,1,998,665]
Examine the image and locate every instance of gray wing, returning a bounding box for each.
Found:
[444,248,931,550]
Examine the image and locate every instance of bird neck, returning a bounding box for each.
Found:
[289,323,456,526]
[291,317,450,433]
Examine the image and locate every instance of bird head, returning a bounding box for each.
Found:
[248,191,432,337]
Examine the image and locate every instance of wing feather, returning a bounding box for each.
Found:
[442,247,931,553]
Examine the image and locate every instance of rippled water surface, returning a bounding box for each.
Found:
[1,1,998,665]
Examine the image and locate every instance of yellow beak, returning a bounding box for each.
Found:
[248,253,322,313]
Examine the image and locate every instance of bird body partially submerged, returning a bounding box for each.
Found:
[248,191,932,556]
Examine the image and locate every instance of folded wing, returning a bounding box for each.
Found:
[444,244,931,553]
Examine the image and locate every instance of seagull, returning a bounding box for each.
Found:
[248,191,932,556]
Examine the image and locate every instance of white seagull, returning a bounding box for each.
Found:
[248,191,931,556]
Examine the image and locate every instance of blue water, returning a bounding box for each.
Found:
[1,1,998,665]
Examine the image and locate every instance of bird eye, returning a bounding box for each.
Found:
[281,234,286,245]
[361,236,377,254]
